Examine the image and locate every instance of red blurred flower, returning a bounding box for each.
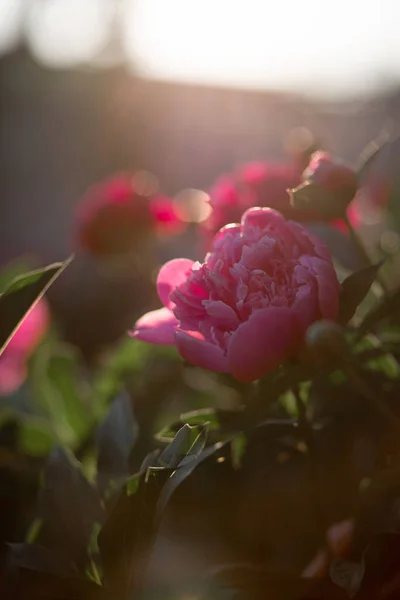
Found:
[0,299,50,396]
[201,162,304,243]
[76,174,183,256]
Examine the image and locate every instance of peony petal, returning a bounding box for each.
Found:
[202,300,239,329]
[293,283,319,331]
[130,307,178,345]
[211,223,241,249]
[175,330,229,372]
[241,206,285,234]
[227,307,302,382]
[157,258,194,309]
[317,279,340,320]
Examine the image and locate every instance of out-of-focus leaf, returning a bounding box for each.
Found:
[0,257,72,356]
[360,287,400,334]
[36,447,103,566]
[96,392,138,492]
[29,342,93,449]
[7,543,79,579]
[338,263,383,324]
[354,335,400,379]
[18,417,56,456]
[93,337,176,405]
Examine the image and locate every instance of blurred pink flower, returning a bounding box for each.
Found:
[0,299,50,395]
[304,151,358,202]
[76,175,183,256]
[201,162,303,242]
[132,207,340,382]
[201,157,360,246]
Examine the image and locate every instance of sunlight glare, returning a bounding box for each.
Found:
[27,0,112,67]
[123,0,400,96]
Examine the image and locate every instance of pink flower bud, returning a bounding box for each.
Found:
[304,151,358,201]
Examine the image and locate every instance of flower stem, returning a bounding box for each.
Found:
[344,213,388,295]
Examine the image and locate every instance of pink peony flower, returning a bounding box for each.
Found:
[132,207,340,382]
[76,174,183,256]
[0,299,50,395]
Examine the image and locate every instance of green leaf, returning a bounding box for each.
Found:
[338,262,383,324]
[155,438,229,519]
[8,543,79,579]
[0,257,33,293]
[29,342,93,449]
[18,416,56,456]
[157,423,207,468]
[156,407,244,443]
[0,257,72,356]
[36,447,103,565]
[96,392,138,493]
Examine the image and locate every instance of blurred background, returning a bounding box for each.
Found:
[2,0,400,256]
[1,0,400,353]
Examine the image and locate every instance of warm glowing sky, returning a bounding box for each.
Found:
[1,0,400,97]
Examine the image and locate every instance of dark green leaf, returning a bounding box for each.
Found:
[0,257,72,356]
[29,342,93,450]
[96,392,138,492]
[7,543,79,579]
[156,438,230,518]
[98,467,169,598]
[157,423,207,468]
[338,263,383,324]
[36,447,103,566]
